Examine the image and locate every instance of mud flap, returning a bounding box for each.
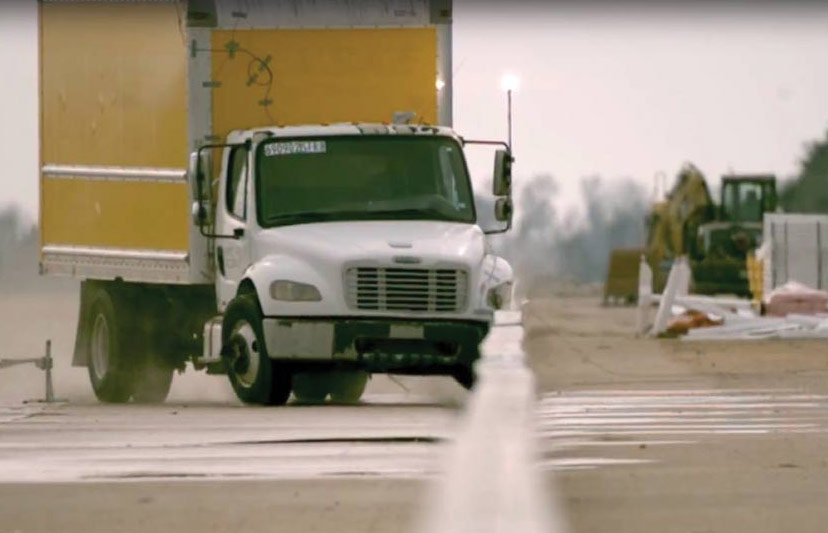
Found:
[71,280,96,367]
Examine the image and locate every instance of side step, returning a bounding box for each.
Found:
[194,316,225,374]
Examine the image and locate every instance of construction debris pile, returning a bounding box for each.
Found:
[637,257,828,341]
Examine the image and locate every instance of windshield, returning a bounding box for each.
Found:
[721,180,775,223]
[255,136,476,227]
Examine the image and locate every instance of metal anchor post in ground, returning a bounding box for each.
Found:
[0,340,61,403]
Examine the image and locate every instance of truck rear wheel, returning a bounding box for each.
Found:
[329,371,369,404]
[87,289,134,403]
[223,295,291,405]
[131,355,174,404]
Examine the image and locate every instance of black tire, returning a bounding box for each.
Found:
[86,288,135,403]
[328,371,369,404]
[223,295,291,405]
[453,365,476,390]
[292,372,331,404]
[132,354,174,404]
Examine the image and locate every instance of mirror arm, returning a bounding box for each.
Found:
[462,138,511,152]
[194,142,246,240]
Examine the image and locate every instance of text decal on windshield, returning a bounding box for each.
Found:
[264,141,327,157]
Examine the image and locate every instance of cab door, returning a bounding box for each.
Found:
[215,144,252,311]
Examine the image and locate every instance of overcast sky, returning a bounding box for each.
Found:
[2,1,828,219]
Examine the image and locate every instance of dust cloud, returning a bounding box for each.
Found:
[0,206,237,405]
[0,206,85,403]
[493,174,649,297]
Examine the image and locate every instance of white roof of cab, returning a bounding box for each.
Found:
[225,123,457,144]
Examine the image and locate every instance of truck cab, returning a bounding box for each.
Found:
[193,124,514,404]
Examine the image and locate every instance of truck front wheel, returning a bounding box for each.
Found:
[223,295,291,405]
[292,373,330,404]
[87,289,134,403]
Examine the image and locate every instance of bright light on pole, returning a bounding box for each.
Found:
[500,73,520,93]
[500,73,519,150]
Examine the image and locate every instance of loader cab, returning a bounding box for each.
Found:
[719,174,777,224]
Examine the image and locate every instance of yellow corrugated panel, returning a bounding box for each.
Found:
[41,178,189,251]
[40,2,188,168]
[210,28,437,139]
[40,2,189,253]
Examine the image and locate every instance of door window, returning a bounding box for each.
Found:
[226,146,248,219]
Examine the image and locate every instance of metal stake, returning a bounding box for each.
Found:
[43,340,55,403]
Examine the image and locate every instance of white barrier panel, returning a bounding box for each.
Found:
[636,256,653,335]
[421,310,569,533]
[764,214,828,294]
[651,258,682,337]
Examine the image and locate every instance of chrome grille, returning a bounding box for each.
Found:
[345,267,468,312]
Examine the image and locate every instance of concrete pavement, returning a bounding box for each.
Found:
[527,296,828,533]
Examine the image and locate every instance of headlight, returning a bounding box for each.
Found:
[486,281,512,310]
[269,280,322,302]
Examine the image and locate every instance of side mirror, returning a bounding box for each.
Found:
[188,150,212,200]
[191,200,213,227]
[189,149,214,228]
[187,151,200,197]
[493,149,513,196]
[494,197,513,223]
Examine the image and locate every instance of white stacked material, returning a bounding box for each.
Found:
[638,256,828,340]
[683,315,828,341]
[764,214,828,295]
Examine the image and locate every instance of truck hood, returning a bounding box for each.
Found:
[253,220,487,268]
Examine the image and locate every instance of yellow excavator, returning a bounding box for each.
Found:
[604,163,777,303]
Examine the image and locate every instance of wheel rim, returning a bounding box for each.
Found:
[90,313,110,381]
[230,322,260,389]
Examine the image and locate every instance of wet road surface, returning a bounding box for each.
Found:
[527,296,828,533]
[0,378,464,533]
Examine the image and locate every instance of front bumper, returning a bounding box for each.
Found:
[262,317,489,373]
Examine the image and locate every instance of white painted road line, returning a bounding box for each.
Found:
[423,310,568,533]
[0,398,456,483]
[538,388,828,470]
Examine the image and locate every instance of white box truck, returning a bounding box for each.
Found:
[39,0,514,404]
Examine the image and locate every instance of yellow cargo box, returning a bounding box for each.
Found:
[39,0,452,284]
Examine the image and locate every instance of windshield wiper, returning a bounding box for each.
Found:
[264,207,468,226]
[264,211,360,226]
[363,207,465,222]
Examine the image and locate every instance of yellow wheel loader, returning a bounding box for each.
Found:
[604,164,776,303]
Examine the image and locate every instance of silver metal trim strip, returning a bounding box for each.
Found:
[42,164,187,183]
[41,245,193,284]
[42,245,188,262]
[209,0,432,29]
